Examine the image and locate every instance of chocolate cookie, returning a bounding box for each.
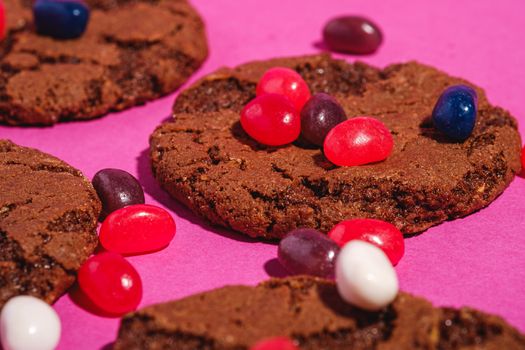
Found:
[1,0,207,125]
[0,140,100,307]
[150,54,521,239]
[115,276,525,349]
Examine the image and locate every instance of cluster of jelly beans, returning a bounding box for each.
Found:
[278,218,403,310]
[0,169,176,350]
[76,169,176,315]
[241,68,394,166]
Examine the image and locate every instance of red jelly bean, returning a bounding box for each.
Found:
[521,145,525,174]
[78,252,142,315]
[99,204,176,255]
[323,117,393,166]
[0,0,5,40]
[240,94,300,146]
[250,337,299,350]
[256,67,311,112]
[328,219,404,265]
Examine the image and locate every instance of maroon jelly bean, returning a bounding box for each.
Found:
[301,93,347,146]
[92,168,145,221]
[323,16,383,54]
[278,228,340,278]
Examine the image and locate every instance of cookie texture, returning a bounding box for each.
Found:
[0,0,208,125]
[115,276,525,349]
[150,54,521,239]
[0,140,100,307]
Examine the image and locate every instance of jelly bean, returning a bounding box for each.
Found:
[323,117,393,166]
[250,337,299,350]
[278,228,340,278]
[521,145,525,174]
[256,67,311,112]
[432,85,477,141]
[328,219,404,265]
[0,296,61,350]
[33,0,90,39]
[301,93,347,146]
[99,204,176,255]
[323,16,383,54]
[335,240,398,311]
[92,168,145,221]
[0,1,5,40]
[78,252,142,315]
[241,94,300,146]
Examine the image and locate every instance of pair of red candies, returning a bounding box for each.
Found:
[240,67,393,166]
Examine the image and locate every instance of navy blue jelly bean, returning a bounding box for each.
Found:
[33,0,90,39]
[432,85,477,141]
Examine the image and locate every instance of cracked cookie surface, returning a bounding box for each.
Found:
[150,54,521,239]
[115,276,525,349]
[0,140,100,307]
[0,0,208,125]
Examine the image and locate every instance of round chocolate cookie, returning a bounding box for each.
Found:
[0,140,100,307]
[1,0,208,125]
[115,276,525,349]
[150,54,521,239]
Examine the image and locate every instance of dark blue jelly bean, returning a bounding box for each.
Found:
[33,0,90,39]
[300,93,347,146]
[92,169,145,221]
[432,85,477,141]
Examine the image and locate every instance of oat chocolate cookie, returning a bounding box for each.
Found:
[150,54,521,239]
[0,140,100,307]
[115,276,525,349]
[1,0,207,125]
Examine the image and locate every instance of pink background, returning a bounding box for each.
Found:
[1,0,525,348]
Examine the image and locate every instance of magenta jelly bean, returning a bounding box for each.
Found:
[99,204,176,255]
[323,117,393,166]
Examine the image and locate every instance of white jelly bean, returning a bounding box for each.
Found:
[0,296,61,350]
[335,240,399,311]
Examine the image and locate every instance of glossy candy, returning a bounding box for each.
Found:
[335,240,398,311]
[521,145,525,174]
[0,296,61,350]
[323,16,383,54]
[250,337,299,350]
[99,204,176,255]
[33,0,90,39]
[256,67,311,111]
[323,117,393,166]
[328,219,404,265]
[92,168,145,221]
[241,94,301,146]
[78,252,142,315]
[278,228,340,278]
[300,93,347,146]
[0,1,5,40]
[432,85,477,141]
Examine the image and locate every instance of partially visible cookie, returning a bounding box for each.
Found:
[150,54,521,239]
[0,0,208,125]
[115,276,525,349]
[0,140,100,307]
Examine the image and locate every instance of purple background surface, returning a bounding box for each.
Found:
[1,0,525,348]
